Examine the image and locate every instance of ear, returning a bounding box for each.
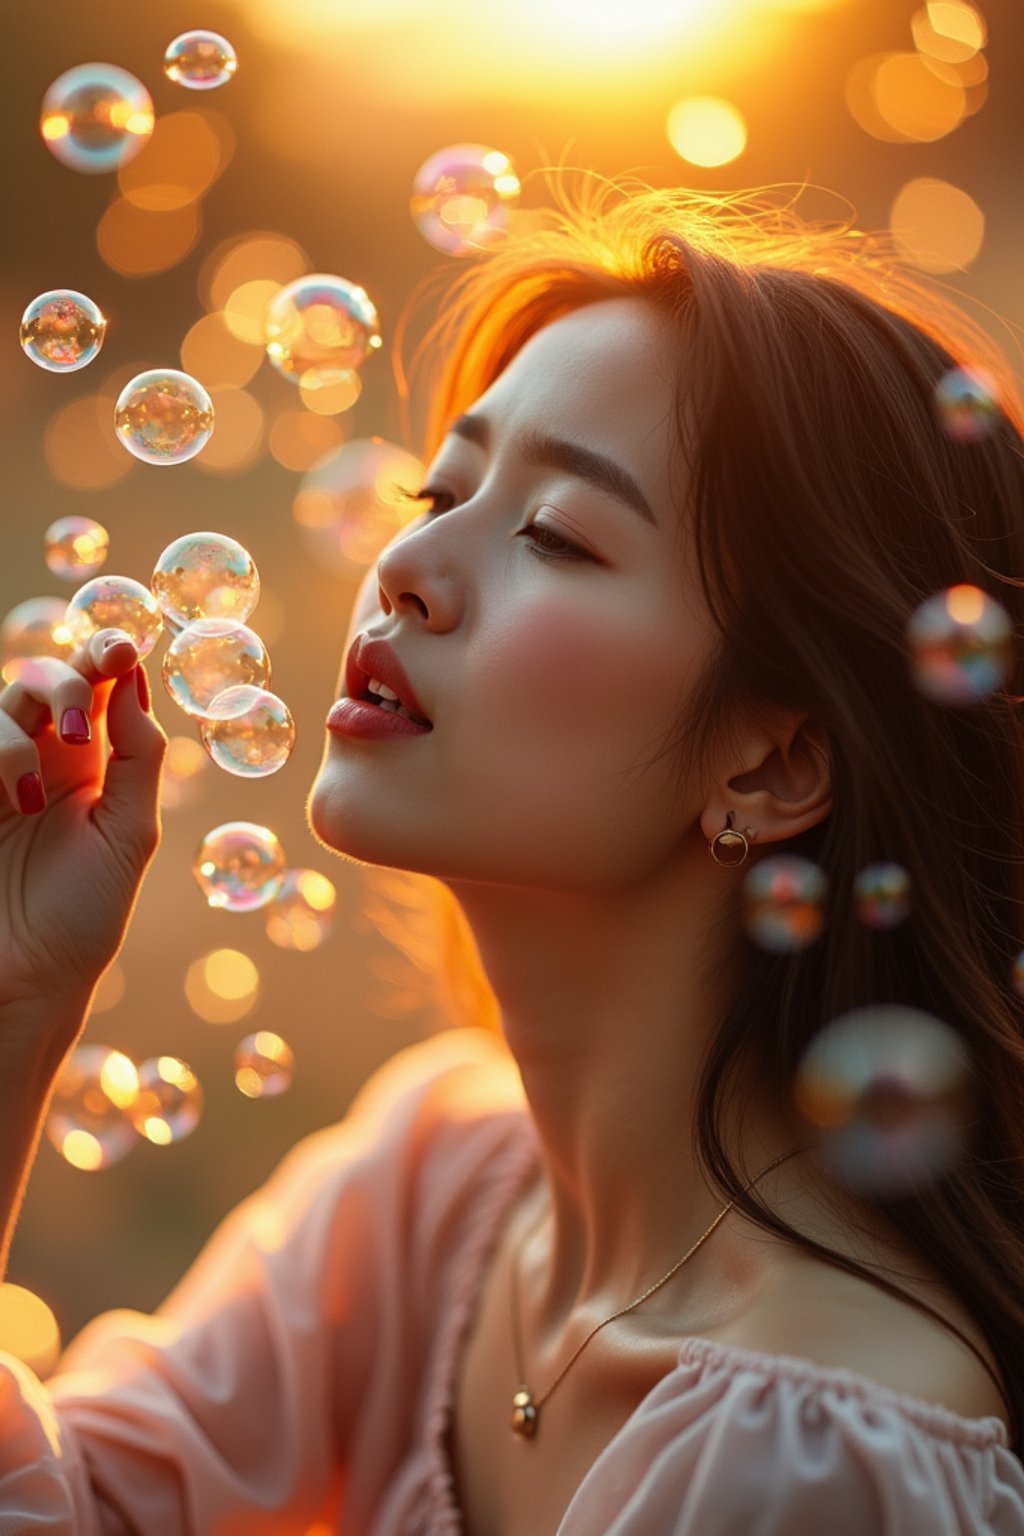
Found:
[700,714,832,852]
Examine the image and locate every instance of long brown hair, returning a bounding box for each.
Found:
[377,177,1024,1448]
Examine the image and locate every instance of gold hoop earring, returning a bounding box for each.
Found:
[709,812,755,867]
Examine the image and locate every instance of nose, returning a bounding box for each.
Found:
[374,519,462,631]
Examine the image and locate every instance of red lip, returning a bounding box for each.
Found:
[339,634,433,727]
[326,698,432,739]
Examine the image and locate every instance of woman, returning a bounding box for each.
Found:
[2,182,1024,1533]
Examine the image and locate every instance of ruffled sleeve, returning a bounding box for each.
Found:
[562,1336,1024,1536]
[0,1026,524,1536]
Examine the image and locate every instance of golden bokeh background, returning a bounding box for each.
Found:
[1,0,1021,1367]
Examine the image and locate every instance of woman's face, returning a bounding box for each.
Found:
[308,296,720,890]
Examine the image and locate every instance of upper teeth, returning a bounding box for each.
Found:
[367,678,399,701]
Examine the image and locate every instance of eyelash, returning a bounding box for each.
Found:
[404,487,590,562]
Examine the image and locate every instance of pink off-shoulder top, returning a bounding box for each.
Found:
[1,1027,1023,1534]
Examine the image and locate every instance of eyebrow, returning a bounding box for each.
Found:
[446,412,658,527]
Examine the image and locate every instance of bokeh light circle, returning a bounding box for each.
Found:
[265,869,337,951]
[45,1044,139,1170]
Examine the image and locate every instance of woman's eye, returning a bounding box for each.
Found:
[516,521,590,561]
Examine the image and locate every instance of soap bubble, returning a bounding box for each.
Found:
[20,291,107,372]
[151,531,259,628]
[1012,950,1024,999]
[935,366,1000,444]
[293,437,427,576]
[234,1031,294,1098]
[264,275,382,387]
[129,1056,203,1145]
[742,856,827,953]
[265,869,337,950]
[114,370,214,466]
[853,862,911,930]
[200,686,296,777]
[40,63,154,174]
[44,516,110,582]
[794,1005,972,1196]
[193,820,286,912]
[906,584,1014,705]
[45,1044,139,1171]
[411,143,521,256]
[164,30,237,90]
[64,575,163,660]
[161,619,269,716]
[0,598,76,676]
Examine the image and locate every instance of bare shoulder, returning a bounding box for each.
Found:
[719,1245,1008,1426]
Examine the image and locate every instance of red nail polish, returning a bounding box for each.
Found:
[59,707,91,744]
[16,772,45,816]
[136,665,151,710]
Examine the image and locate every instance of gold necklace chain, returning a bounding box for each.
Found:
[509,1145,807,1439]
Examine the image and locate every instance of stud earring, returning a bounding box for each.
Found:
[709,811,756,867]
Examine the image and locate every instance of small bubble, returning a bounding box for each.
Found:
[0,597,76,677]
[20,291,107,372]
[164,30,237,90]
[293,437,426,577]
[40,63,154,174]
[44,516,110,582]
[410,143,521,256]
[130,1056,203,1145]
[64,574,163,659]
[264,275,382,388]
[114,369,214,466]
[906,584,1013,705]
[45,1044,139,1170]
[935,366,1000,443]
[1012,950,1024,998]
[151,532,260,628]
[265,869,337,951]
[162,618,269,716]
[234,1031,294,1098]
[853,862,911,929]
[193,820,286,912]
[741,856,827,953]
[200,685,296,777]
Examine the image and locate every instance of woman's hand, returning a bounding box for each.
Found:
[0,628,166,1039]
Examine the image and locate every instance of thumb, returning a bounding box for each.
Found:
[92,666,167,853]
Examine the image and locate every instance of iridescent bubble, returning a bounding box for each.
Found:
[1012,950,1024,999]
[114,370,214,466]
[164,30,238,90]
[0,598,76,678]
[794,1005,972,1196]
[200,686,296,777]
[64,574,163,660]
[44,516,110,582]
[40,63,154,174]
[853,862,911,930]
[161,619,269,716]
[193,820,286,912]
[264,275,382,388]
[234,1031,294,1098]
[935,366,1000,444]
[265,869,337,951]
[44,1044,139,1171]
[20,291,107,372]
[293,437,426,577]
[906,584,1014,705]
[742,856,827,953]
[410,143,521,256]
[151,532,260,628]
[129,1056,203,1145]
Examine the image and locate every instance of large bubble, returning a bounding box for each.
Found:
[64,575,163,660]
[40,63,154,174]
[45,1044,139,1171]
[20,291,107,372]
[794,1005,972,1196]
[193,821,286,912]
[293,437,426,577]
[741,856,827,953]
[151,532,259,628]
[164,31,237,90]
[161,619,269,716]
[410,143,521,256]
[199,686,296,777]
[906,584,1014,705]
[264,275,382,388]
[114,370,214,466]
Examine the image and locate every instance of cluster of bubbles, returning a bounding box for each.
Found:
[45,1044,202,1169]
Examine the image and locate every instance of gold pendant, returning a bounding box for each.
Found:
[511,1388,538,1438]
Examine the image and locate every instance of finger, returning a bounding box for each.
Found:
[91,667,166,856]
[0,708,45,816]
[86,629,141,679]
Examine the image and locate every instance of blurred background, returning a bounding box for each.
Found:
[1,0,1020,1372]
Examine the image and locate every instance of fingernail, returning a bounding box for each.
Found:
[136,665,150,711]
[16,772,45,816]
[59,707,91,745]
[102,630,133,652]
